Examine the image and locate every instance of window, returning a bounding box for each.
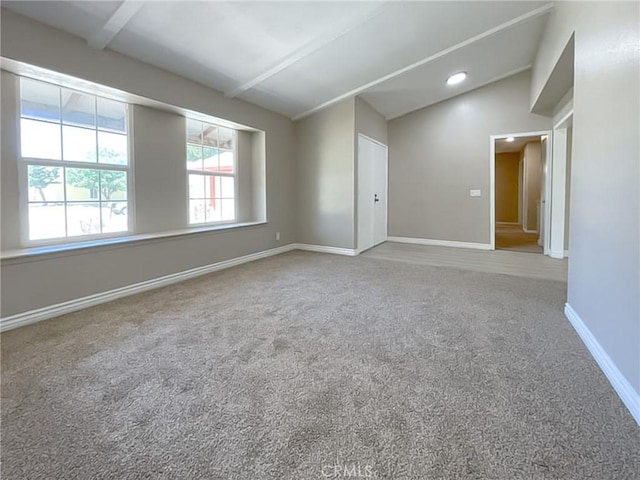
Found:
[186,119,236,224]
[19,78,130,242]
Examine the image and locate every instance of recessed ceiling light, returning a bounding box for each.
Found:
[446,72,467,86]
[505,137,515,142]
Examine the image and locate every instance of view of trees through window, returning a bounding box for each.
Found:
[20,78,129,241]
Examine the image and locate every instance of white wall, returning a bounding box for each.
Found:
[533,2,640,396]
[387,71,550,244]
[0,10,296,318]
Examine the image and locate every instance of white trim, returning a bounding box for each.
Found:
[2,221,268,261]
[564,249,569,257]
[550,113,572,263]
[489,137,496,249]
[549,250,564,259]
[490,130,552,252]
[293,243,358,256]
[564,304,640,426]
[0,242,367,332]
[1,245,294,332]
[388,236,492,250]
[554,109,574,130]
[292,3,553,121]
[357,133,388,149]
[523,228,538,234]
[542,134,552,256]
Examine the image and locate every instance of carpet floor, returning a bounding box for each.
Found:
[2,251,639,479]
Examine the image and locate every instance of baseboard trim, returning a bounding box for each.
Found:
[564,250,569,257]
[564,303,640,426]
[1,243,367,332]
[388,236,492,250]
[549,250,564,259]
[293,243,358,256]
[0,244,296,332]
[523,228,538,234]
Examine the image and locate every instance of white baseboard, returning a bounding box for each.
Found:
[0,243,367,332]
[523,228,538,234]
[0,244,296,332]
[549,250,564,259]
[388,236,492,250]
[564,303,640,426]
[293,243,358,256]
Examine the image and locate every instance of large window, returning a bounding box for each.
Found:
[186,119,236,224]
[19,78,130,242]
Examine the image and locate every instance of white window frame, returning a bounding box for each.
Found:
[18,77,134,247]
[185,119,238,226]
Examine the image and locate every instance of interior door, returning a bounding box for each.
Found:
[357,135,388,252]
[373,140,388,246]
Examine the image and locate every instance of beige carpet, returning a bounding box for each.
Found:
[496,224,543,254]
[2,251,639,479]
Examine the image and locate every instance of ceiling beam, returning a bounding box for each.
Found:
[87,1,144,50]
[291,3,554,121]
[224,2,388,99]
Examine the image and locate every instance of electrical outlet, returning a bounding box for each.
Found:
[469,189,481,197]
[276,231,280,241]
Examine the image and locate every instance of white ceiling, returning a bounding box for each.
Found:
[2,1,553,120]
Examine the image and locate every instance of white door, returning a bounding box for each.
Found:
[358,135,388,252]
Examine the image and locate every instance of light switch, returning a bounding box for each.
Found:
[470,189,481,197]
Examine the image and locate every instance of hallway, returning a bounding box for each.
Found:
[495,224,542,254]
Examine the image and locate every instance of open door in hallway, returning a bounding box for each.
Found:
[492,132,551,254]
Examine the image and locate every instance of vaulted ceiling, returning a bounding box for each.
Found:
[2,1,552,120]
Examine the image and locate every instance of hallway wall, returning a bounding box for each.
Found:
[495,152,520,223]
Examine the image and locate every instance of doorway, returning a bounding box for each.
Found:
[357,134,388,252]
[490,131,551,254]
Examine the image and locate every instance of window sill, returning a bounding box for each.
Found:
[1,221,267,262]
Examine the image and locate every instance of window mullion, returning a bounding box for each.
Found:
[23,158,128,171]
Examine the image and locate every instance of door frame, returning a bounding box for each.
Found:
[549,110,573,258]
[356,133,388,253]
[489,130,552,252]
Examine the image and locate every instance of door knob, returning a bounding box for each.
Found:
[374,194,379,203]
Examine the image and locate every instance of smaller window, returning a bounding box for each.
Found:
[186,119,237,225]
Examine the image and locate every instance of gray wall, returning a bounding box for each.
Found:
[533,2,640,394]
[387,71,550,244]
[1,10,296,318]
[495,152,519,223]
[295,98,356,249]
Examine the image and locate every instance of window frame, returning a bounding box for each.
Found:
[18,77,134,247]
[185,119,239,226]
